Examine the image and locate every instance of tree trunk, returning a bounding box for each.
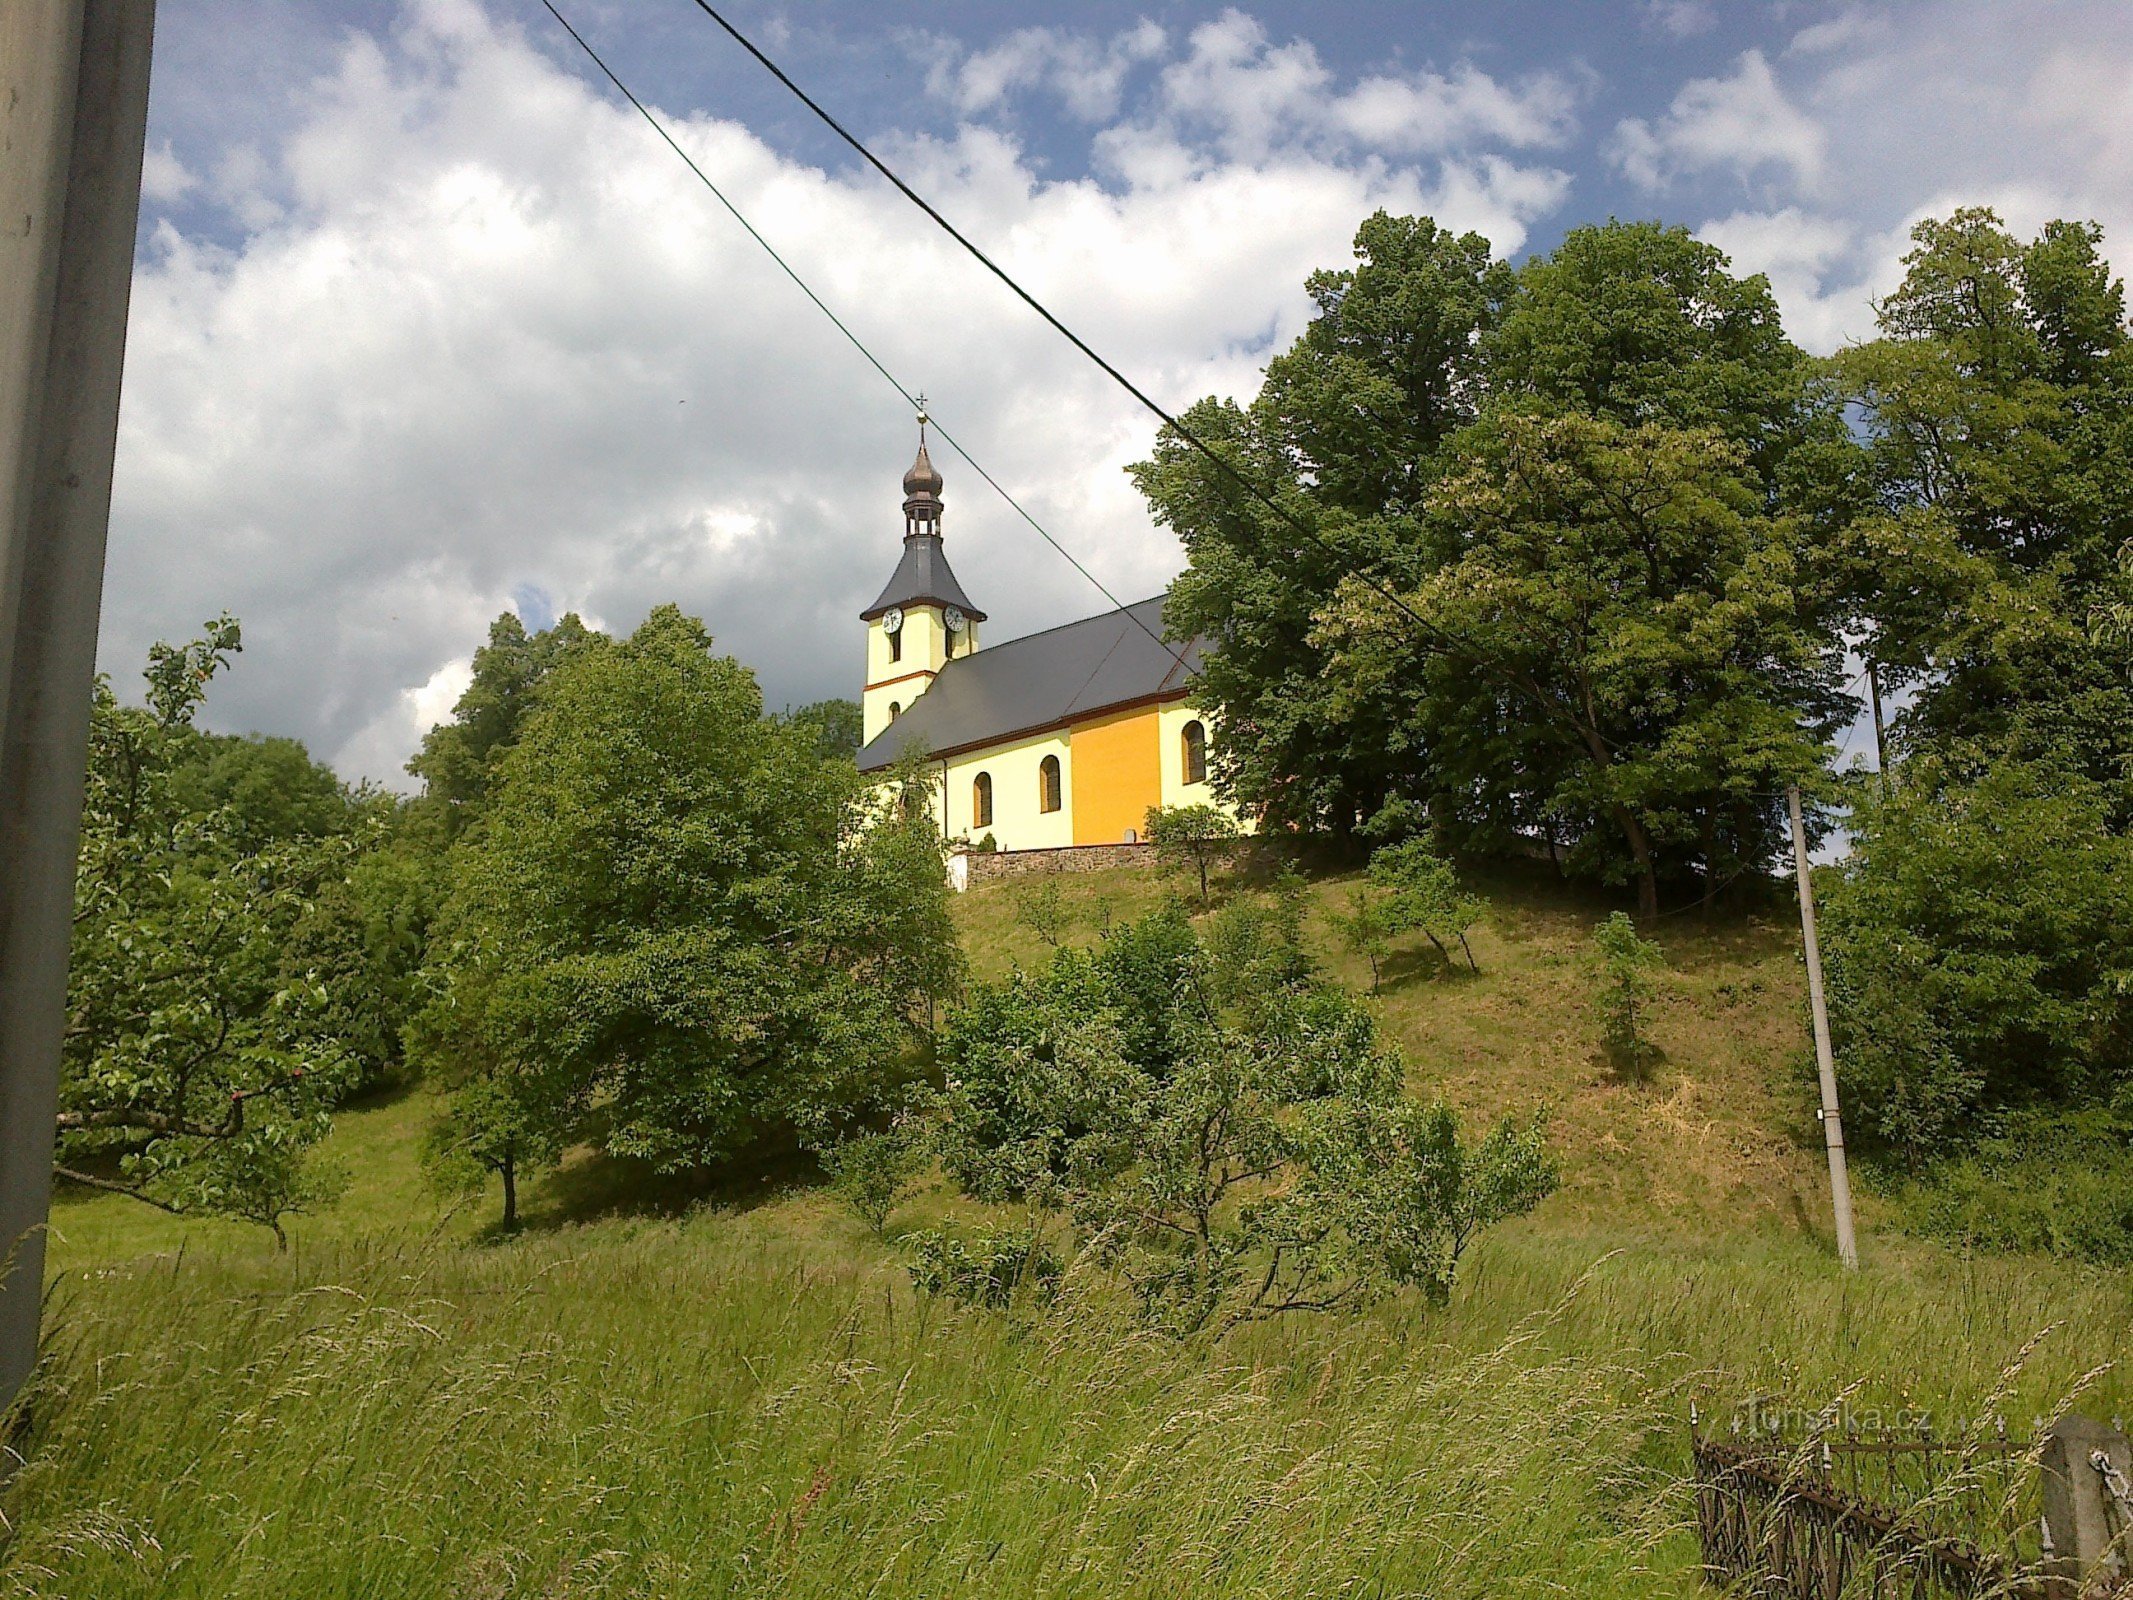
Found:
[1614,806,1660,919]
[501,1148,518,1232]
[1699,805,1720,921]
[1457,932,1478,974]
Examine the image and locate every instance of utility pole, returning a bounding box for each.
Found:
[1786,785,1859,1271]
[1,0,158,1419]
[1866,659,1889,789]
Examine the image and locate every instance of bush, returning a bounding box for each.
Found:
[1591,913,1664,1078]
[903,1225,1062,1307]
[1822,761,2133,1159]
[934,908,1556,1331]
[823,1126,925,1237]
[1891,1108,2133,1265]
[1369,839,1483,973]
[1144,803,1241,900]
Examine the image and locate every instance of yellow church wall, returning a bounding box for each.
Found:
[862,604,980,745]
[1157,700,1254,829]
[936,728,1075,851]
[1069,704,1162,846]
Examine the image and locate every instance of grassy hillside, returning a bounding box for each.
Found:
[12,858,2129,1598]
[956,860,1831,1236]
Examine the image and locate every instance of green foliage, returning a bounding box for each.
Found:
[1590,913,1665,1079]
[934,908,1555,1330]
[169,732,353,851]
[1142,802,1240,900]
[902,1225,1062,1307]
[1821,761,2133,1158]
[1137,215,1848,893]
[1202,870,1316,1008]
[823,1125,925,1237]
[1837,209,2133,816]
[786,697,865,762]
[62,617,356,1242]
[418,607,957,1220]
[1331,884,1395,993]
[1890,1109,2133,1266]
[1368,838,1482,972]
[406,609,595,835]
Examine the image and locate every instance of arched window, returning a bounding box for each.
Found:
[972,771,993,828]
[1181,719,1208,785]
[1038,754,1062,814]
[888,701,900,721]
[887,625,903,663]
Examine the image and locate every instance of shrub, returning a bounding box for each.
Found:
[1144,803,1241,901]
[903,1225,1062,1307]
[1591,912,1664,1078]
[823,1126,925,1237]
[1013,877,1072,948]
[1369,838,1482,973]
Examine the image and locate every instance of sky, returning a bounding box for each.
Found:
[110,0,2133,786]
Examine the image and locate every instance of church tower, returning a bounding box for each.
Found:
[861,412,985,744]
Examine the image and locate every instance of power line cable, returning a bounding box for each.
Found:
[534,0,1185,670]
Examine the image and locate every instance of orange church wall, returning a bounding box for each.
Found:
[1068,703,1163,846]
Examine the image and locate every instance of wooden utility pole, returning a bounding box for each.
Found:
[1786,785,1859,1271]
[1,0,158,1419]
[1866,660,1889,789]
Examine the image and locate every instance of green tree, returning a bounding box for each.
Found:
[786,698,865,762]
[407,610,595,835]
[823,1124,925,1237]
[1136,216,1852,888]
[170,732,352,851]
[1367,838,1482,972]
[1144,802,1241,901]
[419,607,954,1210]
[1837,209,2133,814]
[1590,912,1665,1079]
[1821,759,2133,1159]
[1331,883,1395,994]
[60,618,355,1244]
[934,910,1555,1330]
[1324,416,1845,915]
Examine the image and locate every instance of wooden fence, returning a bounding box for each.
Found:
[1691,1412,2132,1599]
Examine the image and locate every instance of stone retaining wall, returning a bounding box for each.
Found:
[958,841,1155,888]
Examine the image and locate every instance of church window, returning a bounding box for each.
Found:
[1038,754,1062,814]
[973,771,993,828]
[887,626,902,663]
[888,701,900,721]
[1182,720,1207,785]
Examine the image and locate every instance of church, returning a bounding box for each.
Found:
[854,424,1243,854]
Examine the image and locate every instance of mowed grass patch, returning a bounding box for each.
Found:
[954,861,1828,1236]
[8,1197,2128,1600]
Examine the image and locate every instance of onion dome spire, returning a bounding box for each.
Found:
[902,402,943,538]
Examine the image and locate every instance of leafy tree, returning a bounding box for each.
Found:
[1837,210,2133,815]
[1331,884,1395,994]
[787,698,865,762]
[1821,760,2133,1159]
[60,618,355,1244]
[419,1059,564,1233]
[407,610,595,835]
[823,1124,925,1237]
[170,732,352,851]
[1013,877,1074,948]
[1144,802,1241,901]
[1590,912,1665,1079]
[1136,216,1851,892]
[1368,838,1482,973]
[1323,416,1845,916]
[934,908,1556,1330]
[418,607,954,1213]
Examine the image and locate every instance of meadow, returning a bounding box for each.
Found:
[8,863,2130,1598]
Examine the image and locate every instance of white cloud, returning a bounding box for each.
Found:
[140,141,199,204]
[1609,49,1825,193]
[1642,1,1717,40]
[927,21,1167,122]
[107,0,1572,786]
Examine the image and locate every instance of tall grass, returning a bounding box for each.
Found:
[5,1203,2127,1599]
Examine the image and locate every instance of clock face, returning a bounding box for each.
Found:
[943,606,966,633]
[881,607,903,634]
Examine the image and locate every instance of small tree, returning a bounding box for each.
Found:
[1144,803,1241,901]
[1591,912,1665,1077]
[1369,838,1483,973]
[420,1066,566,1232]
[823,1125,925,1237]
[1332,883,1395,993]
[1014,878,1074,948]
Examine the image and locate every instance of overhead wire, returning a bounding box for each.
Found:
[533,0,1186,670]
[681,0,1482,668]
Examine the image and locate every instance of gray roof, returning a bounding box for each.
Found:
[862,534,985,622]
[857,595,1204,772]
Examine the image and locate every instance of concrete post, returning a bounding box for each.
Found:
[1787,785,1859,1270]
[2040,1414,2132,1597]
[0,0,158,1420]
